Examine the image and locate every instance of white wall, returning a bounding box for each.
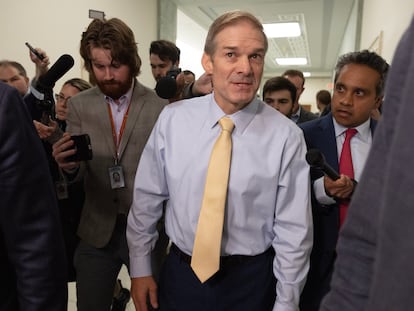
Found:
[300,78,333,109]
[176,9,206,79]
[360,0,414,63]
[0,0,158,91]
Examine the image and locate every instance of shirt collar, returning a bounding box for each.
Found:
[290,105,301,122]
[333,117,371,141]
[206,93,259,134]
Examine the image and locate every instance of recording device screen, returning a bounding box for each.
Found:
[66,134,93,162]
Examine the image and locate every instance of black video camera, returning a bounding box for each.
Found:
[34,87,55,125]
[31,54,74,124]
[155,67,182,99]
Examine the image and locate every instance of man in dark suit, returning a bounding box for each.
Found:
[52,18,166,311]
[298,50,389,311]
[320,16,414,311]
[0,82,67,310]
[283,69,318,124]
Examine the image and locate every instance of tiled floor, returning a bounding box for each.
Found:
[67,265,135,310]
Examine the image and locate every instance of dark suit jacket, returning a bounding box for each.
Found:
[321,16,414,311]
[298,113,376,311]
[67,79,166,248]
[297,105,318,124]
[0,82,67,310]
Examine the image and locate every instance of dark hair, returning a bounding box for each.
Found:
[150,40,180,64]
[204,10,268,56]
[282,69,305,87]
[80,18,142,77]
[334,49,389,97]
[63,78,92,92]
[0,60,28,78]
[262,76,297,103]
[316,89,331,106]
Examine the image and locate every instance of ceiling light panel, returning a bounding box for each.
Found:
[275,57,308,65]
[263,22,301,38]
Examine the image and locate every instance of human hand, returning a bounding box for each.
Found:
[324,174,355,200]
[33,119,57,139]
[29,47,50,79]
[52,132,79,171]
[192,72,213,96]
[131,276,158,311]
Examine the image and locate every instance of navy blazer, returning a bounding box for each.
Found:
[0,82,67,310]
[298,112,376,311]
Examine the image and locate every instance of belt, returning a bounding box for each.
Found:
[170,243,273,266]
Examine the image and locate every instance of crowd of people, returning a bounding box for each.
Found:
[1,8,413,311]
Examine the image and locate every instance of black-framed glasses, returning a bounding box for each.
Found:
[55,93,71,102]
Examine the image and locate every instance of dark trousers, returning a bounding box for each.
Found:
[74,215,169,311]
[159,245,276,311]
[74,216,129,311]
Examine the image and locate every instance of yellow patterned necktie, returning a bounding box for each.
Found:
[191,117,235,283]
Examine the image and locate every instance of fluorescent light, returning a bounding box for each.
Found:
[303,72,311,77]
[263,22,301,38]
[276,57,308,65]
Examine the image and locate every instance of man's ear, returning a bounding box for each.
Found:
[201,53,213,74]
[374,96,383,109]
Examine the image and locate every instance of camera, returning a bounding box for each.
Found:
[65,134,93,162]
[35,89,55,125]
[165,67,181,80]
[30,54,74,124]
[155,67,182,99]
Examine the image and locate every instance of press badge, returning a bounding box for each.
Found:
[55,180,69,200]
[109,165,125,189]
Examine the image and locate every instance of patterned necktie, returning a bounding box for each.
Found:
[191,117,235,283]
[339,128,357,226]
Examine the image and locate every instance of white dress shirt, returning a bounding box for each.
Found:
[314,118,373,204]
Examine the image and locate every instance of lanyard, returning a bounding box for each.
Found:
[107,99,131,164]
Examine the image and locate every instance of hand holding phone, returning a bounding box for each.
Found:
[25,42,45,61]
[65,134,93,162]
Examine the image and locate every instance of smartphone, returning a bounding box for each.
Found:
[25,42,45,60]
[66,134,93,162]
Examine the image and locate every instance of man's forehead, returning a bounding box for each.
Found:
[0,65,20,78]
[336,64,380,88]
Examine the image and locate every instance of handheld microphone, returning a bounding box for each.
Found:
[306,149,340,180]
[37,54,75,90]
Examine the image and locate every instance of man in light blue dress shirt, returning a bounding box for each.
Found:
[127,10,313,311]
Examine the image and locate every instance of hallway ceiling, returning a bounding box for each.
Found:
[172,0,361,79]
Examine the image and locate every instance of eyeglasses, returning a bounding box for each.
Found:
[55,93,71,102]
